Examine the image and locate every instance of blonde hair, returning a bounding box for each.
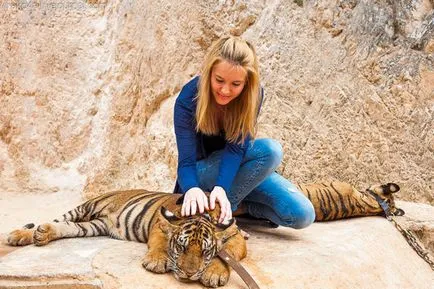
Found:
[196,36,260,144]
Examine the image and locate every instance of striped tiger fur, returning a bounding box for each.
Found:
[297,182,405,221]
[7,190,246,288]
[6,182,404,286]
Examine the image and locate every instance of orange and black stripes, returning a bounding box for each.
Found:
[47,190,178,242]
[297,181,402,221]
[56,192,118,223]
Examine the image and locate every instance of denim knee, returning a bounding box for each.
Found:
[254,138,283,170]
[279,202,315,229]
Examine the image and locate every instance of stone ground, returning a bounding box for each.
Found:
[0,192,433,289]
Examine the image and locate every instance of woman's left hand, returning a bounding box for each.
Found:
[209,186,232,223]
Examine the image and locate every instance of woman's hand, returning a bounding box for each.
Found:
[181,187,209,217]
[210,186,232,223]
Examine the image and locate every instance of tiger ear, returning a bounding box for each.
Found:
[215,218,237,250]
[161,207,180,222]
[383,183,400,194]
[159,207,180,233]
[216,218,235,230]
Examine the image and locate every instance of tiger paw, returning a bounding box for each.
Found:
[7,229,34,246]
[33,224,57,246]
[142,251,169,273]
[200,258,230,288]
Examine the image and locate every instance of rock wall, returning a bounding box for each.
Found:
[0,0,432,204]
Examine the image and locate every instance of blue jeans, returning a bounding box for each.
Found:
[196,138,315,229]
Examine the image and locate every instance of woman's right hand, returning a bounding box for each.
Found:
[181,187,209,217]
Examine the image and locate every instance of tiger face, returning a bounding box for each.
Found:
[158,207,239,282]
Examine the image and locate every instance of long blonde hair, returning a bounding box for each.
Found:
[196,36,260,144]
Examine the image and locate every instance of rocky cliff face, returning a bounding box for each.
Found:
[0,0,432,204]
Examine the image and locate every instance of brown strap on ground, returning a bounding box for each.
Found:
[217,249,261,289]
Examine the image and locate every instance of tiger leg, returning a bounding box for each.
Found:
[32,218,109,246]
[53,193,117,223]
[55,206,90,223]
[7,204,99,247]
[200,232,247,288]
[142,225,169,273]
[54,201,101,223]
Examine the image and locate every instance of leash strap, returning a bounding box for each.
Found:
[367,190,391,218]
[217,249,261,289]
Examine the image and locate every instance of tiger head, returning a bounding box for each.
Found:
[366,183,405,217]
[158,207,240,282]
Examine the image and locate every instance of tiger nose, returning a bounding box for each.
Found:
[185,268,197,278]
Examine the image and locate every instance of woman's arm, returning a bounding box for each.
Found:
[174,76,209,215]
[214,136,251,194]
[174,77,200,193]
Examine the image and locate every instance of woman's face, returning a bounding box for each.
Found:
[210,60,247,106]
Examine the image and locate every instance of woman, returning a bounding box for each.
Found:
[174,36,315,229]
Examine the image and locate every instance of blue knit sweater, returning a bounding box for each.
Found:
[173,76,262,194]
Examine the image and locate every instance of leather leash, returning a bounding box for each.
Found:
[218,249,261,289]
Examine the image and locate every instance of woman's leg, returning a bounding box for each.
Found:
[244,172,315,229]
[196,138,283,211]
[196,138,314,229]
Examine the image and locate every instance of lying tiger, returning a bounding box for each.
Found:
[7,182,404,287]
[297,181,404,221]
[7,191,245,287]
